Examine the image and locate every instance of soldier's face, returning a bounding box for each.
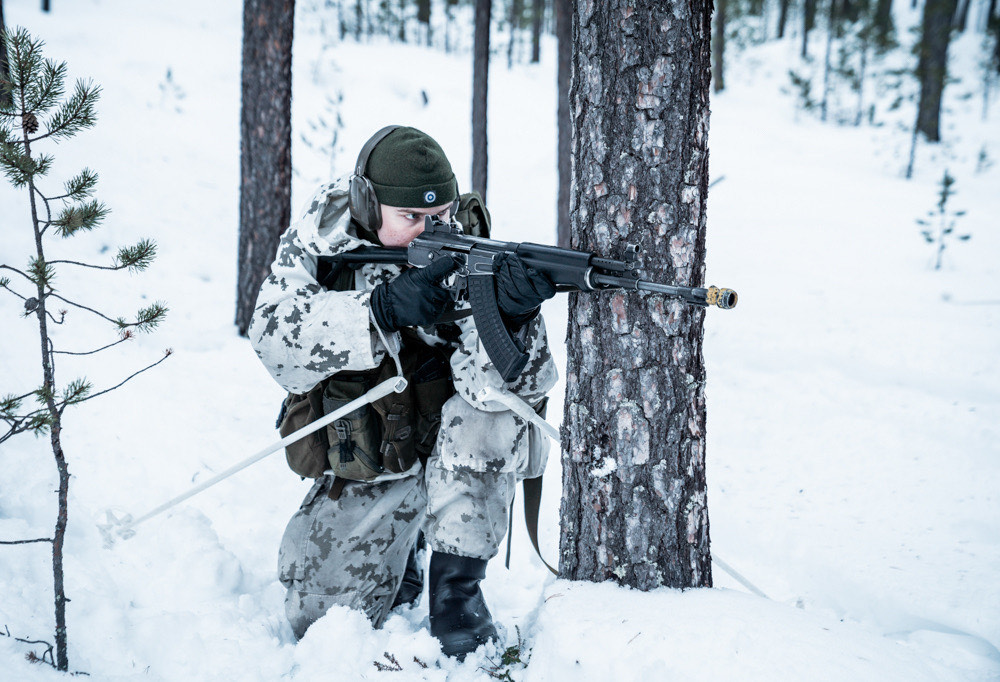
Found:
[378,203,453,247]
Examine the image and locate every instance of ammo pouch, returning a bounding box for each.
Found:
[278,340,454,481]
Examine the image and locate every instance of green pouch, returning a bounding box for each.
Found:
[323,374,385,481]
[278,386,330,479]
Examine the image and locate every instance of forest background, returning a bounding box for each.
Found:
[0,0,998,680]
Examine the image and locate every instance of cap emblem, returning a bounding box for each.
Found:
[423,190,437,204]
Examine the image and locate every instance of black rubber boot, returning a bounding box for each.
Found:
[428,551,499,659]
[391,532,425,610]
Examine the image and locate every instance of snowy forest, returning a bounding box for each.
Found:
[1,0,998,679]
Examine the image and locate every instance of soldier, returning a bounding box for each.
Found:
[249,126,558,659]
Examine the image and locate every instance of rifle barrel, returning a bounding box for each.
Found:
[591,274,738,309]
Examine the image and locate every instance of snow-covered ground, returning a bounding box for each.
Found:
[1,0,998,679]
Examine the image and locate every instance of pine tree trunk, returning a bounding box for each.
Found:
[916,0,957,141]
[236,0,294,336]
[714,0,727,92]
[472,0,491,201]
[555,0,570,247]
[821,0,839,121]
[560,0,713,590]
[531,0,544,62]
[778,0,791,37]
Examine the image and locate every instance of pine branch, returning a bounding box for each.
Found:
[33,79,100,143]
[25,58,67,115]
[4,28,45,98]
[116,239,157,272]
[45,292,119,325]
[0,145,51,187]
[50,168,98,201]
[27,257,55,289]
[51,199,109,237]
[115,301,169,333]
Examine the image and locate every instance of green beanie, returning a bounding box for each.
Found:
[366,127,458,208]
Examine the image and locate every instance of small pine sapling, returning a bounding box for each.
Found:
[0,28,169,672]
[917,169,970,270]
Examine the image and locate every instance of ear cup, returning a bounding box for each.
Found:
[349,173,380,232]
[349,125,401,234]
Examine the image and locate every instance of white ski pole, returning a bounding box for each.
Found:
[100,376,407,546]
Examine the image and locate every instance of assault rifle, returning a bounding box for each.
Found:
[321,217,738,382]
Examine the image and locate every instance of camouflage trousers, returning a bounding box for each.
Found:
[278,394,548,638]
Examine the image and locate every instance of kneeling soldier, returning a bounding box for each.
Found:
[249,126,557,658]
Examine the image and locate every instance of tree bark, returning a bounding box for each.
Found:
[531,0,544,62]
[915,0,957,141]
[713,0,727,92]
[472,0,491,201]
[236,0,294,336]
[555,0,570,247]
[560,0,713,590]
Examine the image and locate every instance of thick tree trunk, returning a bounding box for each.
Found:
[713,0,727,92]
[531,0,544,62]
[915,0,957,141]
[555,0,570,247]
[472,0,491,201]
[778,0,791,37]
[236,0,294,336]
[560,0,713,590]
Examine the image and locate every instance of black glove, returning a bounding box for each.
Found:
[369,256,461,332]
[493,253,557,329]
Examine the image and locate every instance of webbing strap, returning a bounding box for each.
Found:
[522,475,558,575]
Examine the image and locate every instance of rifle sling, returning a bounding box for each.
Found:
[504,475,558,576]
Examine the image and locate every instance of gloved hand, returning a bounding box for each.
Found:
[493,253,557,329]
[369,256,461,332]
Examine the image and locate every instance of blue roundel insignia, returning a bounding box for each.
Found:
[423,190,436,204]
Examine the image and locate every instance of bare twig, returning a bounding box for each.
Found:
[52,334,131,356]
[0,538,53,545]
[45,259,125,272]
[0,264,34,282]
[45,292,120,326]
[58,351,171,413]
[1,625,56,668]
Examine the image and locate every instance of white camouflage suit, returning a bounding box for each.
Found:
[249,177,558,637]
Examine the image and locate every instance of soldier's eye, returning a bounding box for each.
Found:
[405,213,420,221]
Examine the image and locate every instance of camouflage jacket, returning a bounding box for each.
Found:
[249,177,558,411]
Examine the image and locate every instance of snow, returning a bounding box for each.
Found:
[1,0,999,680]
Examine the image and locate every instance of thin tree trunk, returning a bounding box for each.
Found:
[560,0,713,590]
[398,0,406,41]
[0,0,11,109]
[41,0,50,11]
[236,0,295,336]
[915,0,958,141]
[855,21,870,124]
[531,0,544,62]
[803,0,817,56]
[953,0,970,29]
[555,0,570,248]
[714,0,727,91]
[23,134,69,672]
[356,0,363,40]
[508,0,523,68]
[472,0,491,201]
[778,0,791,37]
[821,0,838,121]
